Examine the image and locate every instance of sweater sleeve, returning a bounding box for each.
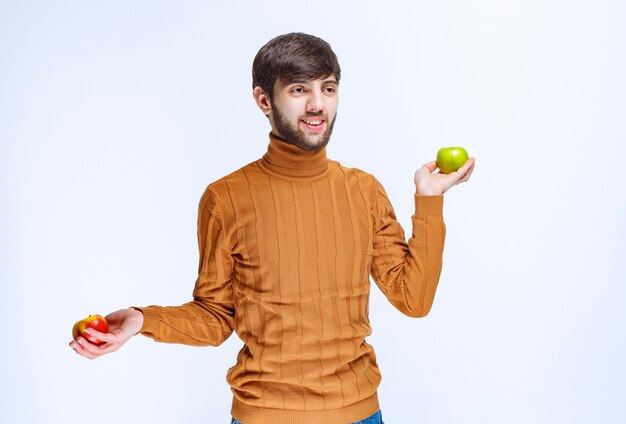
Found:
[134,188,235,346]
[370,179,446,318]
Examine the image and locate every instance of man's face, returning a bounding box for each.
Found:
[268,76,339,151]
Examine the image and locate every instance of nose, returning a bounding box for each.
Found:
[306,91,324,113]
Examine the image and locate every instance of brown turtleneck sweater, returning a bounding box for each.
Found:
[135,133,446,424]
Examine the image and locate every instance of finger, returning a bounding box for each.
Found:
[421,161,438,173]
[76,336,105,357]
[70,338,98,359]
[458,157,475,175]
[82,330,125,355]
[83,328,114,344]
[458,167,474,183]
[455,157,475,183]
[463,157,476,178]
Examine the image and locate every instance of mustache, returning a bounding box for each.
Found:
[300,113,326,119]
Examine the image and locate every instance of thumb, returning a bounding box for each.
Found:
[421,160,438,173]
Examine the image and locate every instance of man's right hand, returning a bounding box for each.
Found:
[69,308,144,359]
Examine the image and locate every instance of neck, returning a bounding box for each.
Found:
[259,132,329,179]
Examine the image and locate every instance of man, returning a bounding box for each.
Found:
[69,33,475,424]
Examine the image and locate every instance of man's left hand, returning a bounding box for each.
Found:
[414,157,475,195]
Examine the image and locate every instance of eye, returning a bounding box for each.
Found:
[323,85,337,94]
[290,86,305,94]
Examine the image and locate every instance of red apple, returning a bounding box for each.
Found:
[436,147,469,174]
[72,314,109,345]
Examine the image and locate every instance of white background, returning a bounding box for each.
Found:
[2,1,625,423]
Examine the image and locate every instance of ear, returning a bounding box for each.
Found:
[252,86,272,116]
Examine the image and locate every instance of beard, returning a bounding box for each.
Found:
[270,101,337,152]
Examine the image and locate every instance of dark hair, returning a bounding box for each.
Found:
[252,32,341,99]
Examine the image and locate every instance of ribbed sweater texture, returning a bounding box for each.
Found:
[136,133,446,424]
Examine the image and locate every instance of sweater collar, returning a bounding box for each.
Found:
[259,132,329,179]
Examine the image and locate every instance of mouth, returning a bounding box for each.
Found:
[300,117,325,132]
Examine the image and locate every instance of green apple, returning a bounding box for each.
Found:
[436,147,469,174]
